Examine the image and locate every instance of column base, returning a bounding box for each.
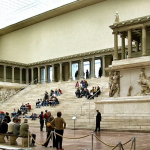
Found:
[142,53,147,56]
[128,56,132,59]
[114,58,118,60]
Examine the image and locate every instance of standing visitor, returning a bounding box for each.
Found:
[50,111,66,150]
[94,110,101,132]
[42,111,56,147]
[39,111,44,132]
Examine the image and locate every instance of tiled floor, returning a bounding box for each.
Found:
[1,127,150,150]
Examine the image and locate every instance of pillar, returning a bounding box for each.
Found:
[69,61,72,81]
[91,57,95,78]
[38,66,41,84]
[12,66,15,83]
[26,68,29,84]
[80,59,84,79]
[59,63,62,82]
[31,68,34,84]
[121,35,125,59]
[142,26,147,56]
[45,66,47,83]
[20,67,22,84]
[52,64,55,83]
[128,29,132,58]
[102,56,105,77]
[114,32,118,60]
[4,65,6,82]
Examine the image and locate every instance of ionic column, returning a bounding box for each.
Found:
[52,64,55,83]
[80,59,84,79]
[102,56,105,77]
[128,29,132,58]
[121,35,125,59]
[38,66,41,84]
[45,66,47,83]
[142,26,147,56]
[12,66,15,83]
[20,67,22,84]
[113,32,118,60]
[69,61,72,81]
[3,65,6,82]
[31,68,34,84]
[59,63,63,82]
[26,68,29,84]
[91,57,95,78]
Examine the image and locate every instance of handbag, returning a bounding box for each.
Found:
[47,122,51,127]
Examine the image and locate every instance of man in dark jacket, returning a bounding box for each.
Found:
[0,118,8,133]
[39,111,44,132]
[94,110,101,132]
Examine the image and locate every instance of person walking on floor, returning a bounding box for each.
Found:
[39,111,44,132]
[94,110,101,132]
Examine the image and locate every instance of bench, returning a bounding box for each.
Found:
[0,134,6,143]
[0,134,29,147]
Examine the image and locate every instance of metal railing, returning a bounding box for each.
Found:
[74,89,100,118]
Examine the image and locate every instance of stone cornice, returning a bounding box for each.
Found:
[0,0,104,36]
[0,45,136,68]
[110,15,150,30]
[0,47,114,67]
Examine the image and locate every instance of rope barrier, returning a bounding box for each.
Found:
[30,132,52,145]
[111,143,119,150]
[94,134,116,147]
[54,132,90,139]
[122,139,132,145]
[129,140,134,150]
[29,130,136,149]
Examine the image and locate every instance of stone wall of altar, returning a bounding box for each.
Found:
[96,97,150,115]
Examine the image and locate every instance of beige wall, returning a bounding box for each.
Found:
[0,0,150,63]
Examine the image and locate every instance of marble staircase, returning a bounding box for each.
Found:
[0,77,109,129]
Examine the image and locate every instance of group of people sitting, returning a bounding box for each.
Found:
[75,80,88,89]
[36,89,62,108]
[75,86,101,99]
[11,103,31,118]
[0,116,36,146]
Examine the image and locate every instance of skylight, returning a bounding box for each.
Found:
[0,0,77,29]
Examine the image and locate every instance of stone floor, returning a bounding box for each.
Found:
[0,127,150,150]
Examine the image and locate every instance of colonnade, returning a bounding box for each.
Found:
[113,25,147,60]
[0,55,109,84]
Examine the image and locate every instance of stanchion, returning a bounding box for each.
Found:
[51,131,53,148]
[28,129,30,148]
[91,133,93,150]
[133,137,136,150]
[118,142,122,150]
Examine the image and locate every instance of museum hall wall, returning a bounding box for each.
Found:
[0,0,149,64]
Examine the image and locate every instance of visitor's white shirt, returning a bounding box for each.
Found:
[8,121,15,133]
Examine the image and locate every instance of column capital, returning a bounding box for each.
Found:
[112,31,118,35]
[142,25,146,29]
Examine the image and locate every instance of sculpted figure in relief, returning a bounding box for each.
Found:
[109,71,122,97]
[127,86,132,96]
[137,68,150,95]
